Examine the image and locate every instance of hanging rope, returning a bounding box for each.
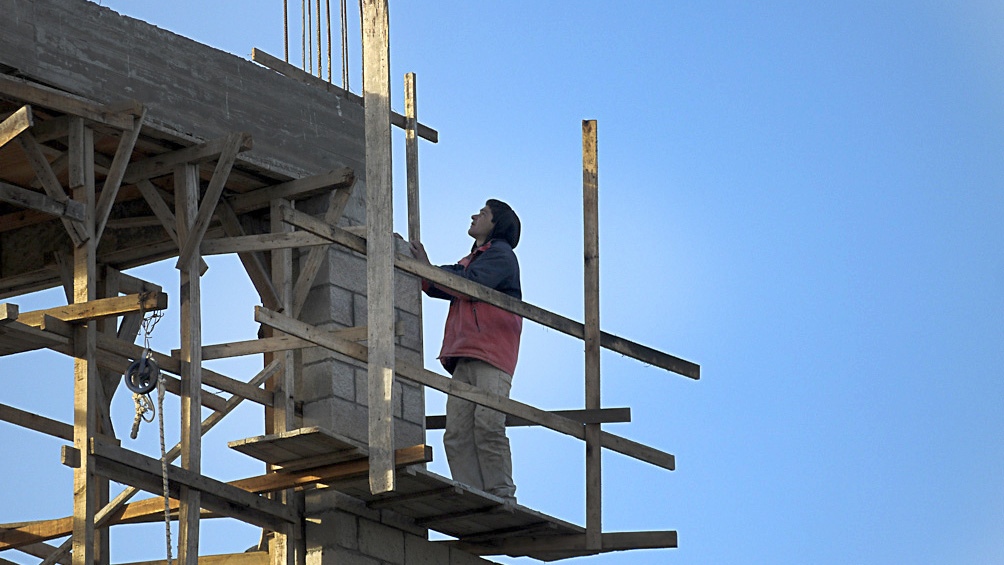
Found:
[158,371,173,565]
[283,0,289,62]
[122,308,172,564]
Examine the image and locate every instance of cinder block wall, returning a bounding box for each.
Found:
[0,1,501,562]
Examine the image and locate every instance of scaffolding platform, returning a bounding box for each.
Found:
[230,427,596,561]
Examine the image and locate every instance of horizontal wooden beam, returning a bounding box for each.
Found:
[31,315,231,413]
[255,307,676,471]
[0,444,427,551]
[0,181,86,221]
[227,167,355,213]
[425,407,631,430]
[172,325,371,360]
[90,438,298,531]
[0,105,33,149]
[251,48,439,143]
[90,331,273,407]
[115,552,269,565]
[200,231,329,256]
[0,402,73,441]
[16,291,167,327]
[281,205,700,380]
[122,133,253,185]
[231,444,431,494]
[446,530,678,557]
[0,74,138,130]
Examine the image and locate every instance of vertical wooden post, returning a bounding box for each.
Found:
[176,163,202,565]
[582,119,602,550]
[70,117,97,565]
[270,198,298,565]
[405,72,421,244]
[361,0,396,495]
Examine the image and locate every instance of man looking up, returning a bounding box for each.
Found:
[409,199,522,502]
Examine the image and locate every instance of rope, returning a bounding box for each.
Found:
[130,392,155,440]
[158,373,173,565]
[283,0,289,62]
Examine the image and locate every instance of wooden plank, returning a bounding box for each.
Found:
[582,118,602,549]
[14,541,70,565]
[16,292,167,327]
[425,407,631,429]
[122,134,253,185]
[0,104,33,149]
[94,107,147,243]
[115,552,269,565]
[200,231,329,255]
[230,444,431,494]
[89,439,297,530]
[281,205,701,379]
[362,0,396,496]
[255,307,677,470]
[292,186,354,318]
[175,132,250,270]
[0,181,87,221]
[0,402,73,441]
[226,167,355,213]
[183,326,369,360]
[0,74,137,131]
[270,193,299,565]
[69,116,97,565]
[251,48,439,143]
[228,426,366,465]
[175,161,203,564]
[447,530,678,557]
[404,72,421,243]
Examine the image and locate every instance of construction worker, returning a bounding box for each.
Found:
[409,199,522,502]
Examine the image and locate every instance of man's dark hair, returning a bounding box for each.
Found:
[486,199,520,249]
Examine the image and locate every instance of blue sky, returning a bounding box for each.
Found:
[2,2,1003,564]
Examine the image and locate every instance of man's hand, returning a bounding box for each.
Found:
[409,241,431,265]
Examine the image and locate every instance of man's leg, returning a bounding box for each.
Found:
[470,360,516,500]
[444,359,485,490]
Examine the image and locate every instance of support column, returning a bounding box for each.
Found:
[70,117,98,565]
[582,119,602,550]
[270,198,299,565]
[176,163,202,565]
[362,0,395,494]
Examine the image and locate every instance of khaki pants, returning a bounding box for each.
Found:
[444,358,516,499]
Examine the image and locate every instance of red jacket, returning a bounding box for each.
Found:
[422,240,522,375]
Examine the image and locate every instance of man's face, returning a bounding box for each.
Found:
[468,205,495,243]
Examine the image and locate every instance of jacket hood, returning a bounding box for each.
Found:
[486,198,521,249]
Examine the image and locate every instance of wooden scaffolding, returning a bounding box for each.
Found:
[0,2,700,564]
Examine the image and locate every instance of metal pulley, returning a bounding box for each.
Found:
[125,350,159,395]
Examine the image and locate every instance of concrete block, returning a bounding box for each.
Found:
[302,396,367,444]
[301,283,354,327]
[395,311,423,357]
[358,519,405,565]
[306,509,358,552]
[400,382,425,426]
[450,548,500,565]
[301,357,356,402]
[328,249,368,295]
[404,533,450,565]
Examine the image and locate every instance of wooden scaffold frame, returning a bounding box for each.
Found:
[0,2,700,564]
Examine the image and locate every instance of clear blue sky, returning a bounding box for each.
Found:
[2,2,1002,564]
